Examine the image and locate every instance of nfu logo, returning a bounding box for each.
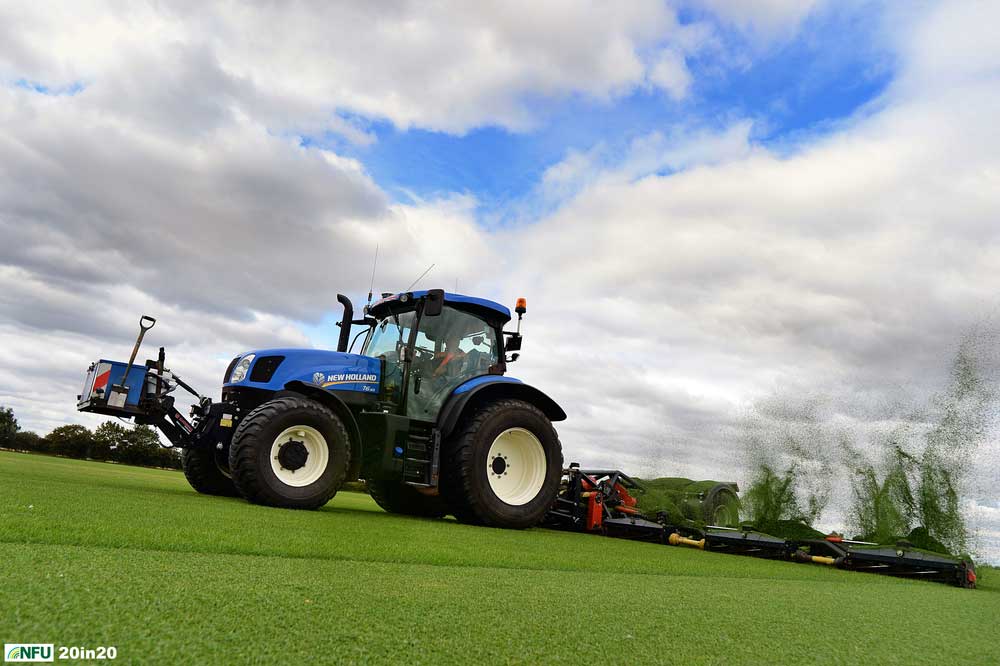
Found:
[4,645,53,662]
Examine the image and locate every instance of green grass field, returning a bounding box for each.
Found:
[1,451,996,665]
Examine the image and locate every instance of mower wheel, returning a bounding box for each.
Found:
[367,480,448,518]
[182,447,239,497]
[229,396,350,510]
[702,483,741,527]
[441,399,562,528]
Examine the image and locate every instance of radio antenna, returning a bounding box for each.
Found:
[367,243,379,307]
[406,263,435,291]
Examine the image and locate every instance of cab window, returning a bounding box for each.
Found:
[364,310,416,404]
[407,306,498,419]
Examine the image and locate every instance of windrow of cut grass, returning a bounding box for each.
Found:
[1,451,997,665]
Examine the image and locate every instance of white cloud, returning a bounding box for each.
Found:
[694,0,825,39]
[886,0,1000,96]
[536,121,755,211]
[648,49,693,100]
[0,1,717,135]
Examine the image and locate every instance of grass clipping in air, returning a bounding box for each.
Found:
[742,340,995,556]
[742,466,827,540]
[844,346,990,554]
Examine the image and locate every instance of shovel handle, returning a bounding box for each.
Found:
[121,315,156,387]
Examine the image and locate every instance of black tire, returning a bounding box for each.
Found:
[229,396,350,510]
[440,399,562,528]
[367,480,448,518]
[703,484,741,527]
[182,447,240,497]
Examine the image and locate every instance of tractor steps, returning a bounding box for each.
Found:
[402,421,440,488]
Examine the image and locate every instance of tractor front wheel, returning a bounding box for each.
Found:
[229,396,350,510]
[182,447,239,497]
[441,399,562,528]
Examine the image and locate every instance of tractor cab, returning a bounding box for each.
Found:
[362,290,510,419]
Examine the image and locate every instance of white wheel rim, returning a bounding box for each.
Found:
[486,428,546,506]
[270,425,329,487]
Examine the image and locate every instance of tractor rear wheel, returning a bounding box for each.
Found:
[367,480,448,518]
[441,399,562,528]
[182,447,239,497]
[229,396,350,510]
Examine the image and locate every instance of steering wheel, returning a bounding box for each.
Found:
[407,346,435,382]
[413,346,436,362]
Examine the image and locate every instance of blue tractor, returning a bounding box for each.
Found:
[77,290,566,528]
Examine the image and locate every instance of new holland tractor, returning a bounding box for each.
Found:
[77,290,564,528]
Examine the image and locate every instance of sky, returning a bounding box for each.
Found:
[1,1,999,559]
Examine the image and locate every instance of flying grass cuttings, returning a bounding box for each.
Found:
[738,465,828,540]
[737,334,998,563]
[848,446,918,546]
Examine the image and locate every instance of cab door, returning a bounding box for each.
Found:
[406,306,499,420]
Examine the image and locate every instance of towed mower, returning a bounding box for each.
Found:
[544,465,977,588]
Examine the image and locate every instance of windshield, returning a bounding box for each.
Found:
[364,310,417,404]
[365,310,416,360]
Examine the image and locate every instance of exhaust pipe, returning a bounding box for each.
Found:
[336,294,353,352]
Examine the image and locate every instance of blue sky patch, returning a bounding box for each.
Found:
[13,78,86,96]
[301,7,894,224]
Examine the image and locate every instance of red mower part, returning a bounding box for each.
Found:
[586,493,603,531]
[616,483,638,507]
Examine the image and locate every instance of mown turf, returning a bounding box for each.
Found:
[1,451,996,665]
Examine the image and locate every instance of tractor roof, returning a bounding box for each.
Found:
[370,290,511,323]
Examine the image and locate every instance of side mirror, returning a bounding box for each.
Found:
[505,334,522,351]
[423,289,444,317]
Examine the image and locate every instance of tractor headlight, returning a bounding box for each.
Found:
[230,354,255,383]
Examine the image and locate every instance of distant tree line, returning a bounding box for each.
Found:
[0,406,181,469]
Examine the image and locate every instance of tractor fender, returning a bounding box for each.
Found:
[281,381,364,481]
[437,376,566,439]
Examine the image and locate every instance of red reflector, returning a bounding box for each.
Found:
[94,370,111,390]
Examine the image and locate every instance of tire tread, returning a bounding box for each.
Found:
[182,447,239,497]
[229,396,350,510]
[440,399,560,527]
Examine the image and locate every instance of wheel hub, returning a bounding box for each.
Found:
[269,426,329,488]
[490,455,508,475]
[277,439,309,471]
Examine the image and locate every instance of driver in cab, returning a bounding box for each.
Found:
[433,333,466,379]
